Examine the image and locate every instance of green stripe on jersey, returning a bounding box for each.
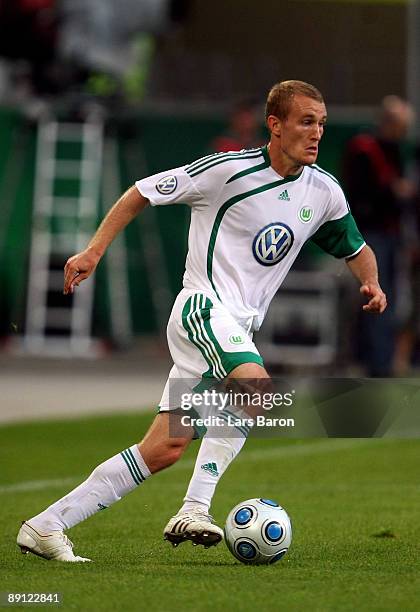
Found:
[185,152,221,173]
[207,176,301,296]
[226,158,270,183]
[186,148,262,174]
[187,151,263,178]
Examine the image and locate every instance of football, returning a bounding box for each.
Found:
[224,498,292,565]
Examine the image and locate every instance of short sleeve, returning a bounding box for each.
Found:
[310,180,366,259]
[135,165,203,207]
[310,213,366,259]
[329,180,350,220]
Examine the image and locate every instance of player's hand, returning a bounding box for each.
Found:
[63,248,102,295]
[360,283,387,313]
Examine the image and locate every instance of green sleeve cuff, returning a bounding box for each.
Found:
[310,213,365,259]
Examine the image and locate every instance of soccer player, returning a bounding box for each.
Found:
[17,80,386,561]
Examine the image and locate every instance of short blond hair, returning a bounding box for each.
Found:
[265,80,324,122]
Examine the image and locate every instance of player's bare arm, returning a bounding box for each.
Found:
[346,245,387,313]
[63,186,149,294]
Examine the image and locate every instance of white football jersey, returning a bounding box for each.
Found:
[136,146,365,331]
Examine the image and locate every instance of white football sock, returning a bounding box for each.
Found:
[29,445,150,533]
[181,409,252,513]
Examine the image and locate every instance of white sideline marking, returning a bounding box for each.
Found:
[0,476,79,494]
[0,439,379,495]
[175,438,376,472]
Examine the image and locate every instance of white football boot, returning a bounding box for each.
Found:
[163,509,223,548]
[17,522,91,562]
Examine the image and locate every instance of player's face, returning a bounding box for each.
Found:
[278,95,327,166]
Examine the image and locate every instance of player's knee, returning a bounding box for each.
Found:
[164,442,186,466]
[227,362,270,380]
[144,438,188,472]
[226,370,273,396]
[225,364,274,418]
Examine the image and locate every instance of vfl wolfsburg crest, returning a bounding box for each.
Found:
[252,222,294,266]
[229,334,244,345]
[156,175,177,195]
[298,206,313,223]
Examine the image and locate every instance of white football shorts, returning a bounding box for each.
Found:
[158,289,264,411]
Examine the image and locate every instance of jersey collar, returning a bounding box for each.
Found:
[262,144,304,182]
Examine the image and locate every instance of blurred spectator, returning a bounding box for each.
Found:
[211,100,265,152]
[57,0,190,94]
[0,0,190,105]
[0,0,58,97]
[343,95,416,377]
[393,144,420,373]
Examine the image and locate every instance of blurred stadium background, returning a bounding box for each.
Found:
[0,0,419,423]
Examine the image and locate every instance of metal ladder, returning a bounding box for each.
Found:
[24,119,103,356]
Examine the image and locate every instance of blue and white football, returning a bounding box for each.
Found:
[224,498,292,565]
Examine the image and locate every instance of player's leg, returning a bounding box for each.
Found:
[180,362,270,513]
[17,412,193,562]
[165,362,270,548]
[159,290,267,547]
[164,363,269,545]
[163,294,269,547]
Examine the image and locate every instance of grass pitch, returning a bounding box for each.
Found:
[1,412,420,611]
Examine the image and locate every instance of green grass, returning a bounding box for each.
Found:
[1,412,420,611]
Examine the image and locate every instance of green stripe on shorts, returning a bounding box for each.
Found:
[181,294,264,380]
[182,294,225,379]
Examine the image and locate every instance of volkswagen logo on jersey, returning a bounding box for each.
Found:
[156,175,177,195]
[252,222,294,266]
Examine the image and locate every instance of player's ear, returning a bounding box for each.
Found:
[266,115,282,136]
